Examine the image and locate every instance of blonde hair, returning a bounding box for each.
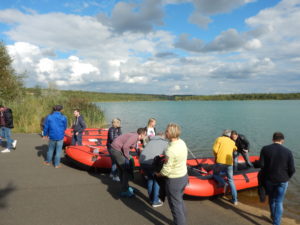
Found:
[165,123,181,139]
[112,118,121,128]
[147,118,156,127]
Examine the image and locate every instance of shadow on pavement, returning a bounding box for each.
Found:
[89,171,173,225]
[35,144,48,161]
[0,182,16,209]
[211,197,271,225]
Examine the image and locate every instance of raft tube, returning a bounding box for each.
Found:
[184,155,260,197]
[63,128,108,146]
[65,145,141,170]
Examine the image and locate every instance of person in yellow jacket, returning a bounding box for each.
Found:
[213,129,238,205]
[157,123,188,225]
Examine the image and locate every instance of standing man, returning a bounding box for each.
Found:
[231,130,253,171]
[259,132,295,225]
[43,105,67,168]
[0,105,17,153]
[71,109,86,146]
[212,129,238,205]
[139,133,168,207]
[110,128,147,197]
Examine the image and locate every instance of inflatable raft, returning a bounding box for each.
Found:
[63,128,108,146]
[65,145,141,170]
[184,155,260,197]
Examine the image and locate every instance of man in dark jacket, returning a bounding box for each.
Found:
[43,105,67,168]
[0,105,17,153]
[231,130,253,171]
[259,132,295,225]
[71,109,86,146]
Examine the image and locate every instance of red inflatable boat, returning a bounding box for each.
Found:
[63,128,108,146]
[184,155,260,197]
[65,145,141,170]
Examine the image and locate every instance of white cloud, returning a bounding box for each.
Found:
[1,0,300,95]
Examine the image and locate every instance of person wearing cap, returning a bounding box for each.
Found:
[43,105,67,168]
[212,129,238,205]
[0,105,17,153]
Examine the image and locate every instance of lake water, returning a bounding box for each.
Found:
[96,100,300,220]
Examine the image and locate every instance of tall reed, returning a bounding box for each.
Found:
[5,91,106,133]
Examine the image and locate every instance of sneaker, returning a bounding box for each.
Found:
[1,148,11,153]
[109,173,114,178]
[113,176,120,182]
[120,190,135,198]
[152,201,163,208]
[233,201,238,206]
[12,140,17,149]
[43,161,50,166]
[128,186,137,194]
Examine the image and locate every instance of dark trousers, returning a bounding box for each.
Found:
[165,174,188,225]
[71,133,83,146]
[110,148,129,192]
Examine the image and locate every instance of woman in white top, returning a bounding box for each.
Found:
[146,118,156,137]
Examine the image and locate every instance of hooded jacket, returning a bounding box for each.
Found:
[43,112,67,141]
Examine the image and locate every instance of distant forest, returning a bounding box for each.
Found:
[27,88,300,101]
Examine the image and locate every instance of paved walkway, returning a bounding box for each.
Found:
[0,134,298,225]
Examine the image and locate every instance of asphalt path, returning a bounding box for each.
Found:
[0,134,297,225]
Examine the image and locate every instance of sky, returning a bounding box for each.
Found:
[0,0,300,95]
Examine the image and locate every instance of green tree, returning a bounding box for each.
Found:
[0,42,24,102]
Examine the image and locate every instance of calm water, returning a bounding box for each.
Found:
[96,100,300,220]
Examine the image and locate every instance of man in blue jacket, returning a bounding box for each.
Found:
[43,105,67,168]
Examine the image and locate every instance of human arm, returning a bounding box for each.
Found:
[288,151,296,178]
[122,134,138,159]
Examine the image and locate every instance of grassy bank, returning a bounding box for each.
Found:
[6,90,105,133]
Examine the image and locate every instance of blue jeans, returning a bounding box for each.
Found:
[213,163,238,203]
[1,127,14,149]
[71,132,83,146]
[108,148,118,177]
[46,139,64,166]
[265,180,288,225]
[142,165,160,204]
[233,151,253,171]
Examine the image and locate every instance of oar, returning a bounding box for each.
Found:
[187,148,207,174]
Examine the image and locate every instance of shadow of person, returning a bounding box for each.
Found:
[35,144,48,161]
[0,182,16,209]
[89,171,173,225]
[211,197,270,225]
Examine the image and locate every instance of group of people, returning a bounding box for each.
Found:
[1,103,295,225]
[106,118,188,225]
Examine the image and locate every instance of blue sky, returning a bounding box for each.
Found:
[0,0,299,95]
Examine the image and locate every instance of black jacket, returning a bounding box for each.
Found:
[107,127,122,149]
[259,143,295,183]
[235,134,249,153]
[72,115,86,133]
[0,108,14,129]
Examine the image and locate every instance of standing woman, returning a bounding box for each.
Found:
[157,123,188,225]
[146,118,156,138]
[107,118,122,181]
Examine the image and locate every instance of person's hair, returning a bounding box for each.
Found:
[223,129,232,137]
[112,118,121,127]
[0,105,4,108]
[74,109,80,113]
[273,132,285,141]
[166,123,181,139]
[231,130,238,135]
[53,105,63,111]
[147,118,156,127]
[137,127,147,135]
